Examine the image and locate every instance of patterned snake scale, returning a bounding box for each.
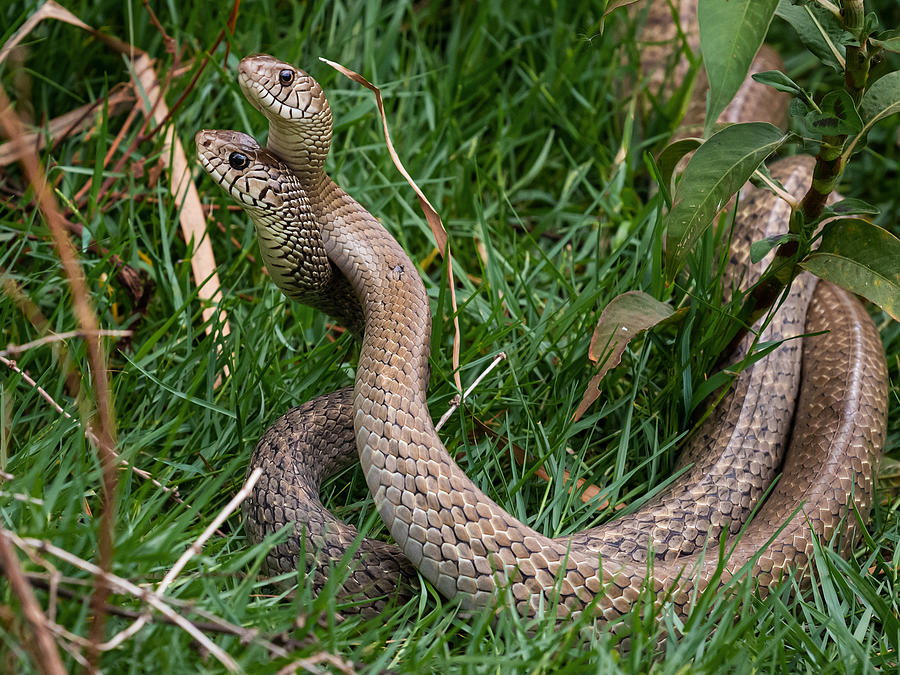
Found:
[195,9,888,623]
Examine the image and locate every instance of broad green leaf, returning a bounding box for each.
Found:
[872,29,900,54]
[800,218,900,320]
[860,71,900,127]
[827,198,880,217]
[664,122,786,282]
[750,233,798,264]
[845,71,900,157]
[751,70,805,97]
[775,0,847,71]
[804,90,863,136]
[574,291,676,420]
[699,0,779,134]
[656,138,702,194]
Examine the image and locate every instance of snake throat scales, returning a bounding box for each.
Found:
[195,13,889,623]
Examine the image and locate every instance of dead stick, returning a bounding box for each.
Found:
[0,533,67,675]
[0,88,120,662]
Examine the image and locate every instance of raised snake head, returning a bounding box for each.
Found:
[195,129,333,297]
[238,55,333,172]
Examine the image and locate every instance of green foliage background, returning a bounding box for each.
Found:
[1,1,898,672]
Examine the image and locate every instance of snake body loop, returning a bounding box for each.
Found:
[196,127,886,620]
[238,56,816,567]
[196,11,888,621]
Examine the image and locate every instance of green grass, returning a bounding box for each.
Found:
[1,0,898,672]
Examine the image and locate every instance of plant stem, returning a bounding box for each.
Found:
[723,0,875,359]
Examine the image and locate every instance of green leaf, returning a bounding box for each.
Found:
[826,198,881,217]
[872,29,900,54]
[664,123,786,282]
[656,138,702,195]
[750,233,799,264]
[699,0,779,134]
[799,218,900,320]
[803,90,863,136]
[775,0,847,71]
[751,69,805,97]
[844,71,900,158]
[859,71,900,127]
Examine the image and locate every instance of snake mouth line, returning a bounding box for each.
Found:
[240,75,316,121]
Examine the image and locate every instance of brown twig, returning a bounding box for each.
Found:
[140,0,175,52]
[0,86,120,669]
[70,97,142,207]
[0,87,134,167]
[0,533,67,675]
[140,0,242,146]
[4,531,240,671]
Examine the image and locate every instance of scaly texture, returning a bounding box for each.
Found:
[236,57,811,574]
[194,6,888,622]
[195,124,887,621]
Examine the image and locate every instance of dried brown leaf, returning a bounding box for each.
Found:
[0,89,135,167]
[574,291,675,420]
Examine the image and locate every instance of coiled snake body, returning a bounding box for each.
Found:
[196,13,888,622]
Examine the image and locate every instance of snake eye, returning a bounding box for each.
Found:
[228,151,249,170]
[278,69,294,86]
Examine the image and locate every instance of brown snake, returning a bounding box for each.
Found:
[195,13,888,622]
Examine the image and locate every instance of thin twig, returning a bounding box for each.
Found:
[161,468,262,594]
[23,572,304,658]
[2,330,132,357]
[4,531,241,672]
[0,532,67,675]
[0,491,45,506]
[0,354,177,497]
[435,352,507,431]
[276,652,357,675]
[101,468,263,651]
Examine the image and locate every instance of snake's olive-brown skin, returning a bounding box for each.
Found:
[196,128,886,621]
[237,56,817,568]
[195,30,888,619]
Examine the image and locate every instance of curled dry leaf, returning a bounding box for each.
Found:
[573,290,676,421]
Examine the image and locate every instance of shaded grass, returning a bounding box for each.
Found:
[1,0,898,672]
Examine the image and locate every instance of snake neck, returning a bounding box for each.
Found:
[313,190,585,610]
[266,115,331,175]
[263,125,371,335]
[249,194,333,303]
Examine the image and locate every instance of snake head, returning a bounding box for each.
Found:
[239,55,329,120]
[238,54,333,171]
[195,129,290,211]
[195,129,333,297]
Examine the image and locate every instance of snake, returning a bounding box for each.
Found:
[195,16,888,623]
